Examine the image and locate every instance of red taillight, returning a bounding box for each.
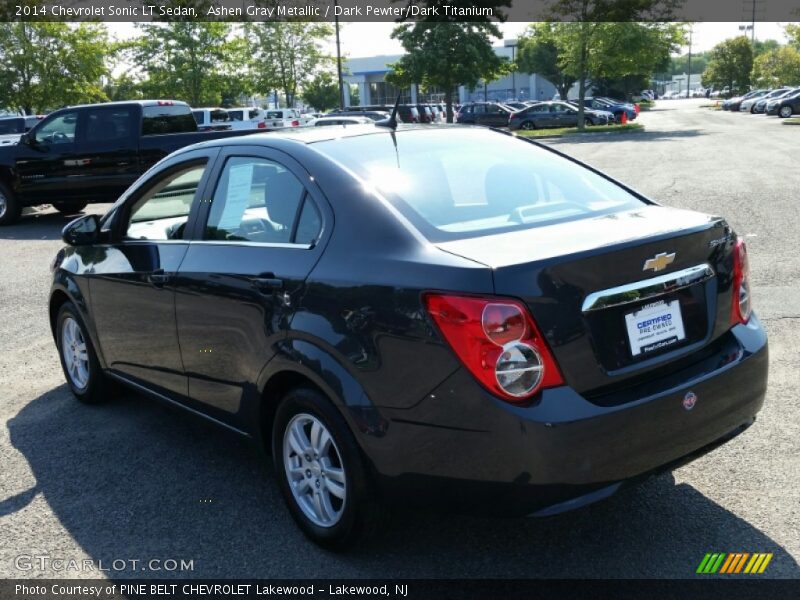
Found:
[634,103,640,114]
[291,120,299,127]
[424,294,564,402]
[730,238,751,325]
[257,122,266,128]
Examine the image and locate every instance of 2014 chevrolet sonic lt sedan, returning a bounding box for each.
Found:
[49,124,768,548]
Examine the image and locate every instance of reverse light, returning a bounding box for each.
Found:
[730,238,752,325]
[424,294,564,402]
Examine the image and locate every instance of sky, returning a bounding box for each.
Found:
[109,21,792,57]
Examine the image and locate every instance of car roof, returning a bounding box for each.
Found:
[183,123,477,152]
[67,100,190,110]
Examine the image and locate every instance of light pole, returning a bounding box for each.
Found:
[334,0,345,109]
[504,39,517,101]
[686,27,692,98]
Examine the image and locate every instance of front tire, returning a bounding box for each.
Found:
[53,201,88,215]
[272,387,382,550]
[779,106,793,118]
[0,181,21,226]
[56,302,113,404]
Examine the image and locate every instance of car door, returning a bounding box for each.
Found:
[556,104,579,127]
[86,148,220,400]
[72,104,140,202]
[14,109,86,204]
[529,104,554,128]
[486,104,510,127]
[173,146,329,427]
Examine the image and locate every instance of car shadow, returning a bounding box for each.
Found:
[7,385,797,579]
[0,206,108,241]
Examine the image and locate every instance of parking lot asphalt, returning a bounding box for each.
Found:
[1,98,798,579]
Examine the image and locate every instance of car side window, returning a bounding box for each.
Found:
[125,162,207,241]
[84,107,134,143]
[295,199,322,245]
[34,111,78,145]
[205,156,318,245]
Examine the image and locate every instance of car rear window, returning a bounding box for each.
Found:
[143,105,197,135]
[0,118,25,135]
[313,129,644,242]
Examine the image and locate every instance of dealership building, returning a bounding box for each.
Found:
[342,40,560,106]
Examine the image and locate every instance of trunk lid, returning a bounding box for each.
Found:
[437,206,738,396]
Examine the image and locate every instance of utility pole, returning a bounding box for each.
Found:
[686,27,693,98]
[334,0,345,109]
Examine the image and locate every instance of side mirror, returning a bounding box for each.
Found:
[19,132,31,145]
[62,214,99,246]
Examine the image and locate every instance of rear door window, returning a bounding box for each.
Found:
[204,156,321,245]
[84,107,135,144]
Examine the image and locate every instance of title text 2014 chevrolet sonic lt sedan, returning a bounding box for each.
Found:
[49,124,768,548]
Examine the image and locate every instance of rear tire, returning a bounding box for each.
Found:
[0,181,21,226]
[53,201,88,215]
[272,386,382,550]
[520,121,535,130]
[56,302,114,404]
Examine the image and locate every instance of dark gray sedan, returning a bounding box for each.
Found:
[508,102,611,131]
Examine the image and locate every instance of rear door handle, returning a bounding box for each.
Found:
[147,269,170,286]
[250,275,284,292]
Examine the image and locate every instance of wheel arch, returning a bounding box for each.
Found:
[255,339,385,457]
[49,276,107,369]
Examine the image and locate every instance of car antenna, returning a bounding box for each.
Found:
[375,93,401,129]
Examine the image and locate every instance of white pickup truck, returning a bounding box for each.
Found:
[264,108,306,129]
[226,107,269,130]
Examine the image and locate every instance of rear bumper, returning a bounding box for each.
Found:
[367,316,768,515]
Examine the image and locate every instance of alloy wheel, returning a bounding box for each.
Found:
[779,106,792,118]
[283,413,347,527]
[521,121,534,130]
[61,316,90,390]
[0,189,7,219]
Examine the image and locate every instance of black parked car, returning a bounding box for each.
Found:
[509,101,611,130]
[456,102,514,127]
[50,124,768,549]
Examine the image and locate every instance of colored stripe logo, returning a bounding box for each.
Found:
[696,552,773,574]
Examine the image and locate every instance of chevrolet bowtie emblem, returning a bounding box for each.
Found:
[643,252,676,272]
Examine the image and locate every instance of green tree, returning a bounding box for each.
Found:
[0,23,111,114]
[104,74,145,102]
[546,0,681,128]
[349,84,361,107]
[701,36,754,95]
[387,20,509,123]
[786,24,800,48]
[752,45,800,87]
[302,71,340,112]
[245,23,333,108]
[753,39,781,58]
[516,23,577,102]
[128,22,247,107]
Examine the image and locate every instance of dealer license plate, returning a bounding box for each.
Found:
[624,299,686,356]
